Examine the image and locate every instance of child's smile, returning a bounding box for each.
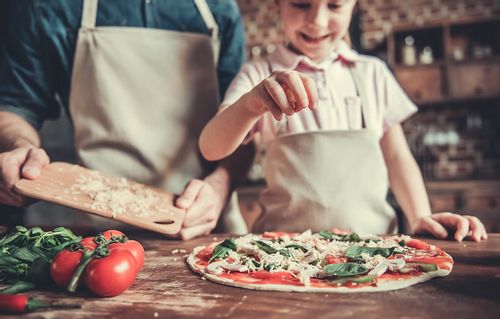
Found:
[299,31,333,45]
[278,0,356,62]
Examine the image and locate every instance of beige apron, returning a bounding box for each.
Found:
[62,0,245,232]
[253,64,397,235]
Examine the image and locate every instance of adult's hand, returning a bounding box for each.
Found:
[0,146,49,206]
[174,178,225,240]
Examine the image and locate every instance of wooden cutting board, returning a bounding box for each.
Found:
[14,162,185,235]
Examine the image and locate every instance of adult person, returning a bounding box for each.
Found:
[0,0,253,239]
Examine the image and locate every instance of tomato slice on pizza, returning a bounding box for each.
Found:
[187,230,453,292]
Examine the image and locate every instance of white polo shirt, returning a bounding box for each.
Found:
[221,41,417,144]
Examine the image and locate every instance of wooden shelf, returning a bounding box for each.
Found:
[392,61,446,70]
[388,16,500,105]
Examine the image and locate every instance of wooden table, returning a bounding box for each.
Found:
[7,234,500,319]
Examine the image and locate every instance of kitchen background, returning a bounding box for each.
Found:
[0,0,498,233]
[235,0,500,232]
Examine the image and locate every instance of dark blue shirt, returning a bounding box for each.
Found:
[0,0,246,129]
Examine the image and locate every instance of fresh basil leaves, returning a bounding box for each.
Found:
[255,240,291,257]
[319,231,362,242]
[209,238,237,262]
[0,226,80,293]
[344,245,396,261]
[323,262,369,277]
[285,244,308,252]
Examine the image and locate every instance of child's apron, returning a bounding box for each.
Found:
[253,63,397,235]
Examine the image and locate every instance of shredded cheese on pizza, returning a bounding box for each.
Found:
[203,230,433,286]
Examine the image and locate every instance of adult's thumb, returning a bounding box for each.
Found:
[21,148,50,179]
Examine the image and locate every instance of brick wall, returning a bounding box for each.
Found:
[403,102,500,181]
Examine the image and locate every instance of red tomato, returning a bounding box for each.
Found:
[50,249,84,288]
[102,230,126,240]
[81,237,97,251]
[406,239,430,250]
[109,240,145,271]
[324,254,347,265]
[83,247,137,297]
[196,245,215,262]
[262,231,293,239]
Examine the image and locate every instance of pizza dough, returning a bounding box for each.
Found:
[187,230,453,292]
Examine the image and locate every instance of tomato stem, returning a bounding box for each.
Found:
[66,238,117,293]
[67,250,94,293]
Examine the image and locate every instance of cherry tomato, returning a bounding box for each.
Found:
[83,247,137,297]
[81,237,97,251]
[102,230,126,240]
[109,240,145,271]
[50,249,84,288]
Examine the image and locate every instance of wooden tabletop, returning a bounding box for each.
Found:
[7,233,500,319]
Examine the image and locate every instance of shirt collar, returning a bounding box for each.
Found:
[268,40,362,71]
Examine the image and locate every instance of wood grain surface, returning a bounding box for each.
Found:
[14,162,185,235]
[4,233,499,319]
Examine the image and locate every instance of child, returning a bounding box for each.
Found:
[199,0,487,241]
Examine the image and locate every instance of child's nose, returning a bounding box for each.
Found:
[306,5,329,28]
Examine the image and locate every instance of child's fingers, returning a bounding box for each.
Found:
[258,84,285,120]
[463,215,488,241]
[298,73,319,110]
[263,78,294,116]
[432,212,469,241]
[452,216,470,241]
[421,217,448,239]
[275,72,309,111]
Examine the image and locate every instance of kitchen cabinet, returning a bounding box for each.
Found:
[448,59,500,98]
[387,17,500,105]
[394,64,444,102]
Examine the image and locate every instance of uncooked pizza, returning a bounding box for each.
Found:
[187,230,453,292]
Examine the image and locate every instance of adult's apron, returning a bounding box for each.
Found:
[38,0,245,232]
[253,64,397,235]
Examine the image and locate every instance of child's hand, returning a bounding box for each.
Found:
[249,70,318,120]
[412,212,488,242]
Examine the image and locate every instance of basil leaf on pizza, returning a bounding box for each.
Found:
[209,238,237,262]
[344,245,396,261]
[319,231,362,242]
[188,230,453,292]
[323,262,369,277]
